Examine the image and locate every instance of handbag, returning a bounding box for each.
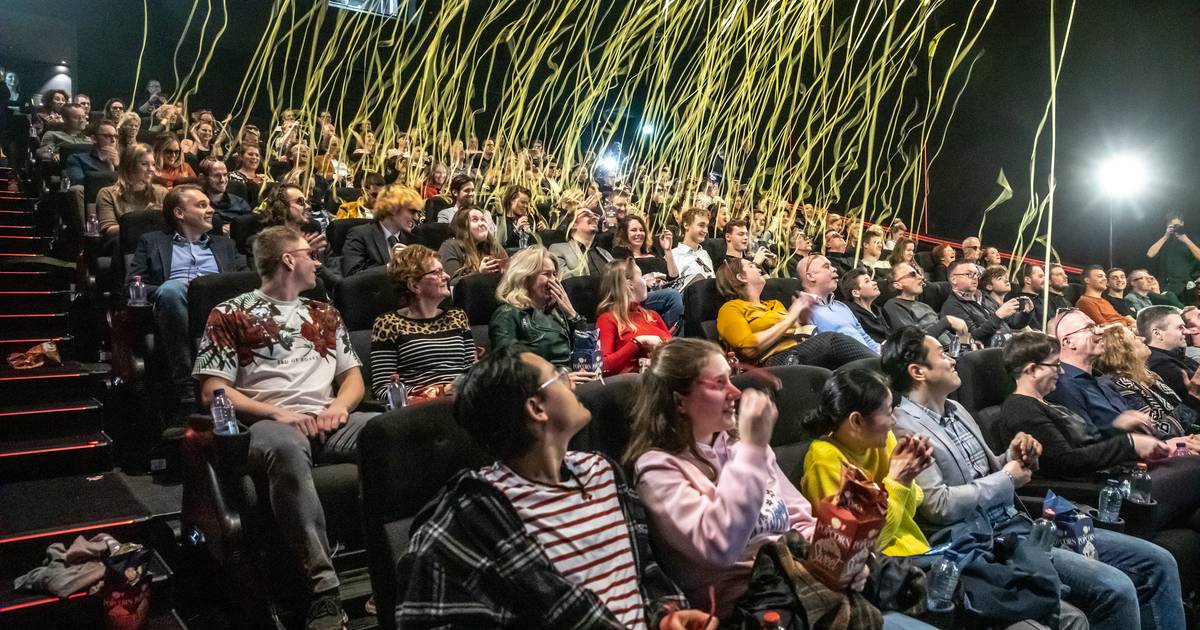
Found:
[724,531,883,630]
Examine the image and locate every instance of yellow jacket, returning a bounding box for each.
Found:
[335,198,372,220]
[716,299,810,364]
[800,431,930,557]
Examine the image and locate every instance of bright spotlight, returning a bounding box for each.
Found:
[641,123,654,136]
[1097,153,1148,198]
[599,155,621,172]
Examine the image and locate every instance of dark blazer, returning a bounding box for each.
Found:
[1147,346,1200,416]
[126,230,241,298]
[846,300,890,344]
[342,221,411,276]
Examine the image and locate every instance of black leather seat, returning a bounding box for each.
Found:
[682,278,724,341]
[733,365,830,483]
[332,266,400,399]
[569,374,640,460]
[326,218,372,258]
[536,228,566,247]
[227,213,260,256]
[920,280,953,313]
[915,250,935,273]
[451,271,502,350]
[413,221,453,251]
[358,400,491,630]
[951,348,1011,452]
[702,237,727,268]
[563,275,602,322]
[762,278,802,304]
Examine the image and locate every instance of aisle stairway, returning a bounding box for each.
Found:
[0,166,186,629]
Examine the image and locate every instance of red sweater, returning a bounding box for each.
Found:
[597,304,671,375]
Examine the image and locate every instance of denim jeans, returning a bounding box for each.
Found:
[153,279,194,399]
[1051,528,1184,630]
[643,287,684,334]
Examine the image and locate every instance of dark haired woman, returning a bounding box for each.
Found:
[715,257,875,368]
[800,369,934,557]
[438,208,507,283]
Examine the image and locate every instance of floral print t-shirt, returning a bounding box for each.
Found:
[193,290,360,415]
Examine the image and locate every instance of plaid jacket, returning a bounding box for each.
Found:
[395,454,692,629]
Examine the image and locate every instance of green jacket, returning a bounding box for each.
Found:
[489,304,585,368]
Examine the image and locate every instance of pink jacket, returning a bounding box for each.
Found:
[634,433,816,618]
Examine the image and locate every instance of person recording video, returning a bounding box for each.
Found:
[1146,212,1200,303]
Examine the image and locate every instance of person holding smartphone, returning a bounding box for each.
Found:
[1147,212,1200,303]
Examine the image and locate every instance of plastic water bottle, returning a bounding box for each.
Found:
[517,227,530,249]
[1029,508,1057,552]
[926,552,961,612]
[1097,479,1123,523]
[1173,442,1191,458]
[84,209,100,237]
[1128,462,1152,504]
[59,174,71,192]
[128,275,148,306]
[385,374,407,410]
[210,389,238,435]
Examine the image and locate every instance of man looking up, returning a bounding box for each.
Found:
[396,347,713,629]
[799,254,881,353]
[883,262,968,346]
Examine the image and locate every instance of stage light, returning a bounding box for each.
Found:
[599,154,621,172]
[1097,153,1148,198]
[641,123,654,136]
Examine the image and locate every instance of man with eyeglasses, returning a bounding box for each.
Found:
[1075,265,1135,328]
[799,254,881,353]
[1045,309,1154,435]
[883,326,1180,630]
[194,225,373,630]
[940,259,1025,345]
[396,346,712,629]
[883,262,968,346]
[1124,269,1155,313]
[822,228,854,275]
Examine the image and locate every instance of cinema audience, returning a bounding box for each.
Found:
[490,247,591,377]
[154,134,196,188]
[1105,268,1137,319]
[341,184,422,276]
[885,326,1184,630]
[439,207,508,283]
[1097,323,1197,437]
[981,265,1033,330]
[1076,265,1136,327]
[841,268,890,344]
[883,262,968,346]
[1140,305,1200,417]
[940,259,1026,346]
[799,255,881,353]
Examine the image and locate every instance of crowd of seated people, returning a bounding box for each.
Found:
[21,83,1200,630]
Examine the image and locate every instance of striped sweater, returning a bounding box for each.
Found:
[368,308,474,400]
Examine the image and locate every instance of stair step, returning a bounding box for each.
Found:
[0,270,73,292]
[0,432,113,482]
[0,225,34,236]
[0,362,110,405]
[0,398,101,442]
[0,289,73,313]
[0,235,49,256]
[0,312,72,338]
[0,335,74,362]
[0,472,150,551]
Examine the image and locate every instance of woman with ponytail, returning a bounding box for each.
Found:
[799,369,934,557]
[624,338,816,619]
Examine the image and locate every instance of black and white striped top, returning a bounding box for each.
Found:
[369,307,474,399]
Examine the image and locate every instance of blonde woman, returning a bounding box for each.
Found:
[596,259,670,375]
[1097,325,1197,439]
[490,246,590,378]
[116,112,142,154]
[96,143,167,238]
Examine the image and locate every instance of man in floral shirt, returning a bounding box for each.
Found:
[193,225,370,630]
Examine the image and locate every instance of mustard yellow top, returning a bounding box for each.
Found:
[800,431,930,557]
[716,299,811,364]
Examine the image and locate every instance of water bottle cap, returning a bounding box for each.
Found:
[762,611,781,624]
[1042,508,1056,519]
[1136,462,1148,470]
[214,388,225,396]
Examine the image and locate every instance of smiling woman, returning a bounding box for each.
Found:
[369,244,474,401]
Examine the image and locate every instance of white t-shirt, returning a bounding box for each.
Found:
[193,290,360,415]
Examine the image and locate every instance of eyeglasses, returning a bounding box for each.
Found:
[895,269,923,282]
[418,266,447,279]
[282,248,319,261]
[1060,323,1103,339]
[951,271,981,279]
[1034,361,1064,374]
[538,367,573,392]
[163,150,181,156]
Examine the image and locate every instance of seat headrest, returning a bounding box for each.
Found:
[333,266,400,331]
[953,348,1013,416]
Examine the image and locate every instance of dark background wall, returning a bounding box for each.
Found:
[3,0,1198,270]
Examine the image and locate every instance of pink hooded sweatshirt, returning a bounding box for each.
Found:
[634,432,816,618]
